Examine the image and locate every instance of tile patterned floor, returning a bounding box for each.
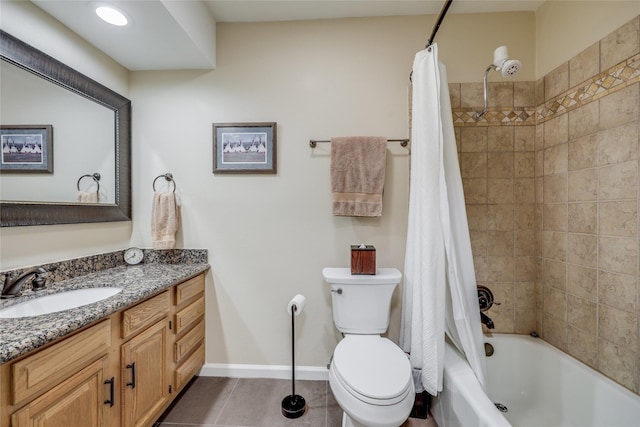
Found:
[154,377,438,427]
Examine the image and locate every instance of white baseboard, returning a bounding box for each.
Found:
[199,363,329,381]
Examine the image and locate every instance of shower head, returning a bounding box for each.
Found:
[474,45,522,119]
[492,46,521,77]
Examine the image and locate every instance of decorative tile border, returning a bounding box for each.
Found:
[451,52,640,127]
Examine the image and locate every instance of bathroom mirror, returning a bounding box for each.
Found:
[0,30,131,226]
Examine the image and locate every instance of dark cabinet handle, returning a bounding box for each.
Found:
[126,362,136,388]
[104,377,115,407]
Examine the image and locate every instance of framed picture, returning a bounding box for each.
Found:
[1,125,53,173]
[213,122,277,174]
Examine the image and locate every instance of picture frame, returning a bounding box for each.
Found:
[213,122,277,174]
[1,125,53,173]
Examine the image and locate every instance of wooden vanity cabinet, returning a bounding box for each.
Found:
[0,273,207,427]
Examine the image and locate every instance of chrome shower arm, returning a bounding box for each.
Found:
[474,64,497,119]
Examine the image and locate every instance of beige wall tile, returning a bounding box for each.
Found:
[488,82,514,107]
[488,204,514,230]
[545,61,569,101]
[463,178,488,203]
[535,77,545,106]
[486,308,515,333]
[570,42,600,88]
[488,178,514,204]
[460,82,484,108]
[600,17,640,71]
[488,152,514,178]
[515,308,536,334]
[568,169,597,201]
[490,282,515,309]
[460,152,487,178]
[567,325,598,368]
[598,121,639,166]
[599,304,639,352]
[569,101,599,140]
[535,150,544,178]
[544,143,568,175]
[516,256,536,282]
[542,231,567,261]
[487,230,514,256]
[544,285,567,317]
[568,134,598,171]
[568,202,597,234]
[469,231,487,257]
[487,127,514,152]
[598,339,639,392]
[544,113,569,147]
[599,83,639,130]
[543,259,567,290]
[460,127,488,152]
[474,256,488,282]
[514,81,535,107]
[515,230,536,256]
[515,204,536,230]
[568,294,597,331]
[599,236,639,275]
[543,203,568,231]
[545,173,568,202]
[599,200,637,237]
[598,161,638,200]
[466,204,487,231]
[599,270,637,313]
[543,314,568,350]
[487,256,515,282]
[567,233,597,268]
[567,264,597,301]
[515,153,535,178]
[535,122,544,151]
[515,178,535,204]
[515,126,536,152]
[449,83,461,108]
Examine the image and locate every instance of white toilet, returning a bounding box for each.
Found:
[323,267,414,427]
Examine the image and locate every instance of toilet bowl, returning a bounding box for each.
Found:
[329,335,415,427]
[323,267,415,427]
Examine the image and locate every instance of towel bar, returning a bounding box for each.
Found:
[309,138,409,148]
[77,173,101,192]
[153,173,176,193]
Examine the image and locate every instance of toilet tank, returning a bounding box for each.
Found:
[322,267,402,334]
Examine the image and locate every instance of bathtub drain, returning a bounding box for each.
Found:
[494,403,508,413]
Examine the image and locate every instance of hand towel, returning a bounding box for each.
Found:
[330,136,387,217]
[151,192,179,249]
[77,191,98,203]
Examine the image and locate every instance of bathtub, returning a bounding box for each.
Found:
[432,334,640,427]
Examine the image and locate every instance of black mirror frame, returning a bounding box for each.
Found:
[0,30,131,227]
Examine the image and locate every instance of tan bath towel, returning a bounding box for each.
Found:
[151,192,179,249]
[77,191,98,203]
[331,136,387,217]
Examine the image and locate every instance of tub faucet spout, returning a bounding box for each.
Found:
[480,312,495,329]
[1,267,48,298]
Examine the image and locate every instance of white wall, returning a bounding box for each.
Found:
[129,13,536,368]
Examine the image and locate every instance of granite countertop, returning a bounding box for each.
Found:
[0,262,209,364]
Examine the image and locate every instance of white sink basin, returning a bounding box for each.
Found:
[0,287,122,318]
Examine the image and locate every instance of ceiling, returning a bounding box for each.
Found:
[31,0,544,71]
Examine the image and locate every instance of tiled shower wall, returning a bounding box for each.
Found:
[452,16,640,394]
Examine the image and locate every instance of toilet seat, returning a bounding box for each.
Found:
[332,335,412,406]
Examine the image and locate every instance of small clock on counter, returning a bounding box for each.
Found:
[124,247,144,265]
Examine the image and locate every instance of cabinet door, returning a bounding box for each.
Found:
[11,358,111,427]
[121,320,169,427]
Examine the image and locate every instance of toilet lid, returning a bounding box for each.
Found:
[332,335,412,401]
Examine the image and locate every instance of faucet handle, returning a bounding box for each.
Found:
[31,276,47,291]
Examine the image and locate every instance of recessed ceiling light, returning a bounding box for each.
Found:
[96,5,128,26]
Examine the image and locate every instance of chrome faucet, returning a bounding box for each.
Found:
[478,285,500,330]
[1,267,49,298]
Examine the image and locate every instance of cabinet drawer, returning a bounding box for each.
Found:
[174,297,204,335]
[175,343,204,391]
[175,274,204,307]
[174,320,204,363]
[11,319,111,406]
[122,291,169,339]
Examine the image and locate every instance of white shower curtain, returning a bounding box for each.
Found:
[400,43,487,396]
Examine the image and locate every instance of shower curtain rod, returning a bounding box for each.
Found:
[426,0,453,47]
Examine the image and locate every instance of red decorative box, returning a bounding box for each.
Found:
[350,245,376,275]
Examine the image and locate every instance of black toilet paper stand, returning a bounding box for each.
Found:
[281,303,306,419]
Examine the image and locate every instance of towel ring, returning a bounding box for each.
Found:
[153,173,176,193]
[77,173,101,192]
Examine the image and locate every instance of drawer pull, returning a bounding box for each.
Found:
[126,362,136,388]
[104,377,115,407]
